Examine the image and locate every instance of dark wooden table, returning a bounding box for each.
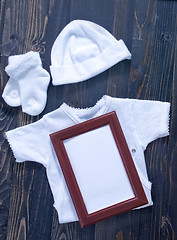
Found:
[1,0,177,239]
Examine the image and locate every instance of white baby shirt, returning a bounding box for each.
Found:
[6,95,170,223]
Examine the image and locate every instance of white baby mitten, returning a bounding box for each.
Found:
[2,51,50,116]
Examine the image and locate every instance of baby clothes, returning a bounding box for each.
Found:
[2,51,50,116]
[2,20,131,116]
[50,20,131,85]
[5,95,170,223]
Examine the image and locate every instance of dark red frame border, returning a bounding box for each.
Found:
[50,111,148,227]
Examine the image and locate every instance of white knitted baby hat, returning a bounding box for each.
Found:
[50,20,131,85]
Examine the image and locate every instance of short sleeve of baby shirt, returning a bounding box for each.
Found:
[6,118,48,167]
[131,99,170,149]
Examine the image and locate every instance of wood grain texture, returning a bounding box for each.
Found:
[0,0,177,239]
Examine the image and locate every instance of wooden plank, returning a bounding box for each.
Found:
[0,0,54,239]
[0,1,17,239]
[161,22,177,240]
[129,0,177,240]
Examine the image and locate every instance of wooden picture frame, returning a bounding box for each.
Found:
[50,111,148,227]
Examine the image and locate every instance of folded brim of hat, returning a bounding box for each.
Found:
[50,39,131,86]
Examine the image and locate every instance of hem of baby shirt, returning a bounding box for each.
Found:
[52,182,79,224]
[53,203,79,224]
[134,173,153,210]
[129,152,153,209]
[134,178,154,210]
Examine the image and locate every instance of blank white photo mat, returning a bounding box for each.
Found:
[63,124,135,214]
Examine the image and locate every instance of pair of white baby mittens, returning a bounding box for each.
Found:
[2,51,50,116]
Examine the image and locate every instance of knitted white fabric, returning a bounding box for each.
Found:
[2,77,21,107]
[2,51,50,116]
[5,95,170,224]
[50,20,131,85]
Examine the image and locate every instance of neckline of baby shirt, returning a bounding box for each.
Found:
[60,95,111,124]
